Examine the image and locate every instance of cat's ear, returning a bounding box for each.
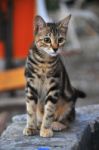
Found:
[34,15,46,33]
[58,15,71,28]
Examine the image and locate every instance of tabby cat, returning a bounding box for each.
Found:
[23,15,86,137]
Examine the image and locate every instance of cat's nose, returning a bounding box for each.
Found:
[53,48,58,52]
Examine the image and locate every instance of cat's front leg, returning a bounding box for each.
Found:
[40,101,56,137]
[23,100,38,136]
[23,83,38,136]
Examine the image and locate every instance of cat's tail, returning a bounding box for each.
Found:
[75,89,86,99]
[69,88,86,102]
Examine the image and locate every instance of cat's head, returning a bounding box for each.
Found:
[34,15,71,57]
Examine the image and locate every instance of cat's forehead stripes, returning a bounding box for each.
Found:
[47,23,59,36]
[46,23,66,38]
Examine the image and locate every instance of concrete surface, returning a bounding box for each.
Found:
[0,104,99,150]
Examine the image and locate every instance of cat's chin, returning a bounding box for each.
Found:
[48,52,57,57]
[43,49,58,57]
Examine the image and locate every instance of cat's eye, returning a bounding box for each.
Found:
[44,37,51,43]
[58,37,64,43]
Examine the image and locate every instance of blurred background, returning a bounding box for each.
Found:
[0,0,99,135]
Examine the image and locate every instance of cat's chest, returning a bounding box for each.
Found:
[37,63,51,77]
[35,63,58,100]
[35,73,49,101]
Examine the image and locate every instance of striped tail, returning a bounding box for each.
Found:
[69,89,86,102]
[75,89,86,98]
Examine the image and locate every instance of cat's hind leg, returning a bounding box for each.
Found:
[51,121,67,131]
[54,97,74,131]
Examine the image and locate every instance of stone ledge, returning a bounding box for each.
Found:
[0,105,99,150]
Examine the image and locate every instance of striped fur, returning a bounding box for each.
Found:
[23,15,86,137]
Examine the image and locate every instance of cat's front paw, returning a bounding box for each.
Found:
[23,127,38,136]
[40,128,53,137]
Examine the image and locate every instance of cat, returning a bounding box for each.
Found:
[23,15,86,137]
